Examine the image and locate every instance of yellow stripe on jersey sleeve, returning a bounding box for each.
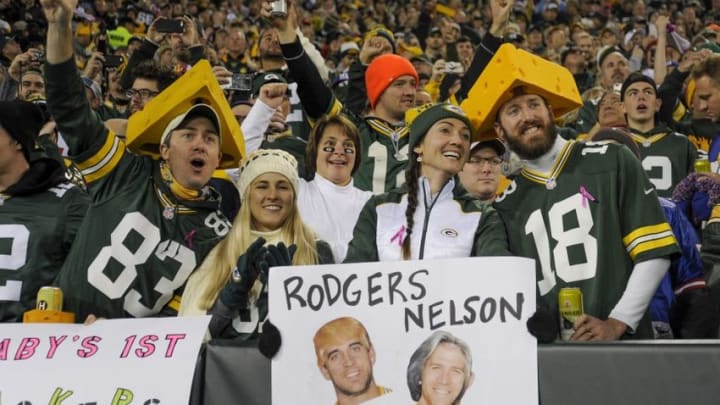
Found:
[77,132,126,184]
[166,294,182,312]
[623,222,677,260]
[708,205,720,225]
[308,99,344,128]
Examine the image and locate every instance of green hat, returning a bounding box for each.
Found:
[406,103,474,149]
[252,72,287,96]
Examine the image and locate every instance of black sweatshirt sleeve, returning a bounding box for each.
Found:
[455,33,504,104]
[280,38,334,119]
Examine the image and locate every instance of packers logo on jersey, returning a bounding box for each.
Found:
[440,228,459,238]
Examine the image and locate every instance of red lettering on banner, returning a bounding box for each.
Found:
[0,338,9,360]
[164,333,186,357]
[47,335,68,359]
[15,337,39,360]
[135,335,158,358]
[120,335,136,358]
[77,336,101,358]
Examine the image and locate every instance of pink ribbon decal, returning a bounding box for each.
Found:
[390,225,406,247]
[579,185,596,208]
[184,229,197,249]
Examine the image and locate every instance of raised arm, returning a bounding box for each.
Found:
[42,0,75,65]
[43,0,109,157]
[262,0,335,119]
[456,0,512,103]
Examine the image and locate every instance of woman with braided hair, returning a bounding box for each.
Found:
[344,103,510,262]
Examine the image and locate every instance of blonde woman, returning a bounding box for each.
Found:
[180,149,334,339]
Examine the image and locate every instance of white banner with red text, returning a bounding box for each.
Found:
[0,316,210,404]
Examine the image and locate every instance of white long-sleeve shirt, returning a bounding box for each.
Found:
[298,175,371,262]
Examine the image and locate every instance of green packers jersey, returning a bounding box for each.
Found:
[628,129,696,198]
[46,59,232,321]
[494,141,679,338]
[0,183,88,322]
[351,113,410,194]
[285,81,312,140]
[56,132,231,320]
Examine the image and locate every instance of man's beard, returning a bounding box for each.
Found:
[502,120,558,160]
[261,46,283,60]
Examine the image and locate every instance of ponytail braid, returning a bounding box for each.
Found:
[402,158,420,260]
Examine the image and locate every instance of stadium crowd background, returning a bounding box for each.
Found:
[2,0,720,347]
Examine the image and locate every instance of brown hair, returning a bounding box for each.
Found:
[691,54,720,86]
[402,150,421,260]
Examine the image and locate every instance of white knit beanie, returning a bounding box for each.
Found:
[236,149,299,197]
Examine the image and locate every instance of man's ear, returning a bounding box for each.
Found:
[493,123,505,141]
[655,97,662,112]
[160,143,170,161]
[369,345,376,365]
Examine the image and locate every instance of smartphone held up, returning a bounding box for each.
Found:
[270,0,288,17]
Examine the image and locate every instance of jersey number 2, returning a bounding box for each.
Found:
[0,225,29,301]
[525,194,598,295]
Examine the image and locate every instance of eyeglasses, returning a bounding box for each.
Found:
[467,156,502,167]
[125,88,160,99]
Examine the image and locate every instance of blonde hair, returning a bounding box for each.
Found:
[194,184,319,309]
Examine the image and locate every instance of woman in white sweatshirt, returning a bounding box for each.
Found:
[298,114,372,262]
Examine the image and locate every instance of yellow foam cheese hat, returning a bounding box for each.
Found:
[461,43,582,138]
[126,60,245,169]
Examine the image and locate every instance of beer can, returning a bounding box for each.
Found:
[558,287,583,341]
[36,286,63,312]
[695,157,711,173]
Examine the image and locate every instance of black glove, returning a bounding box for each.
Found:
[219,237,268,310]
[526,306,559,344]
[258,319,282,359]
[265,242,298,268]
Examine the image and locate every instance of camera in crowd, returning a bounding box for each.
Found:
[30,50,45,63]
[155,18,185,34]
[444,61,464,74]
[270,0,288,17]
[222,73,255,92]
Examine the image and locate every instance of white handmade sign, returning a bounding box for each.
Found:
[0,316,210,404]
[269,257,538,405]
